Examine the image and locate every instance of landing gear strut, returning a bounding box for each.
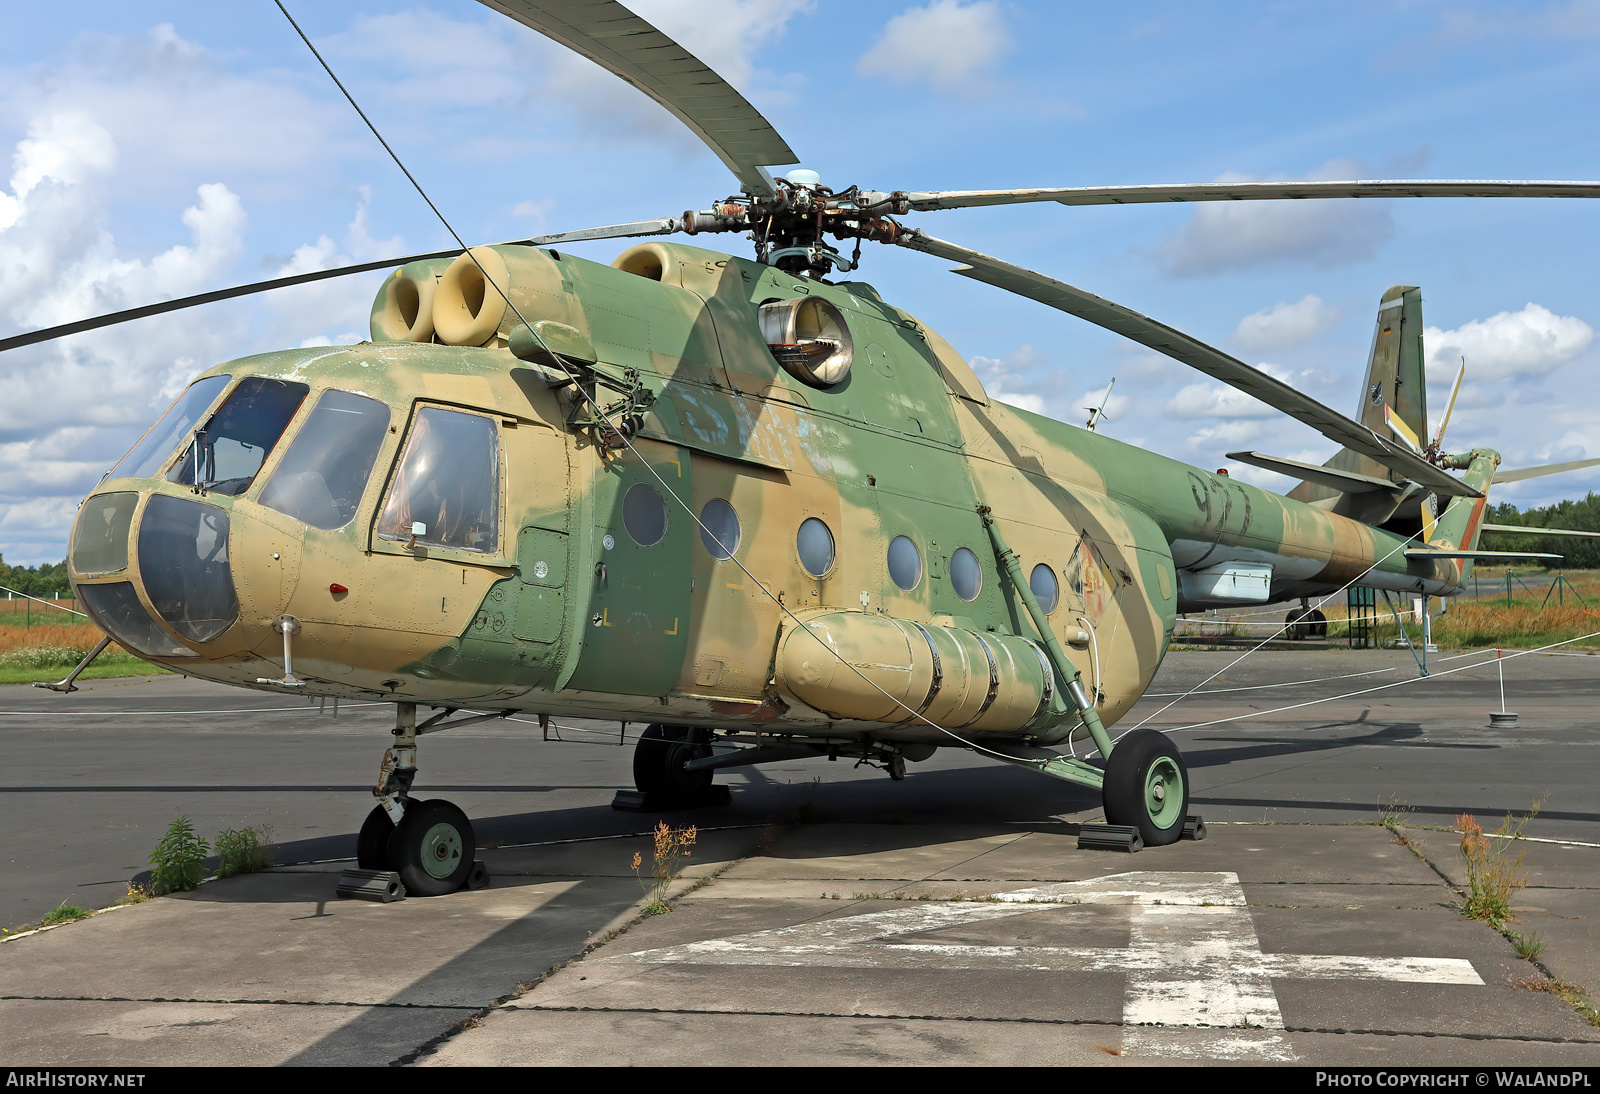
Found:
[354,702,480,896]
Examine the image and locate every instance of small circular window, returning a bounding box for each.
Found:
[699,498,740,560]
[888,535,922,591]
[950,547,982,602]
[622,482,667,546]
[797,517,835,577]
[1031,563,1060,614]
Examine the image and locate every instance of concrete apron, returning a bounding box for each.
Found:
[3,821,1597,1066]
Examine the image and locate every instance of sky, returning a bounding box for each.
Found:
[2,0,1599,565]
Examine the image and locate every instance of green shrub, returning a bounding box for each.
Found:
[148,816,209,894]
[215,826,271,877]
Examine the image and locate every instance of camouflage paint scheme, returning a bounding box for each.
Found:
[67,241,1496,750]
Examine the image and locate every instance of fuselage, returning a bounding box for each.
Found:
[66,241,1482,746]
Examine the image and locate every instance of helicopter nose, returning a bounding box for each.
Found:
[71,490,241,657]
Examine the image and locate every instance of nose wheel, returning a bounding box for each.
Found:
[390,799,475,896]
[352,702,479,894]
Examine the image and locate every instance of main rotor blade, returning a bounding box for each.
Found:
[896,229,1480,498]
[0,219,683,355]
[899,180,1600,212]
[478,0,797,198]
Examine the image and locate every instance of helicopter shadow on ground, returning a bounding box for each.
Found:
[153,759,1100,904]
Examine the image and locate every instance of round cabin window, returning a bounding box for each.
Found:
[1031,563,1060,614]
[622,482,668,546]
[950,547,982,602]
[699,498,740,560]
[758,297,854,388]
[888,535,922,591]
[797,518,835,577]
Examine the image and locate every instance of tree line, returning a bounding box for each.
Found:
[0,555,72,599]
[1480,492,1600,569]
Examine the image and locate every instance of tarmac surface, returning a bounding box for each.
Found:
[2,645,1598,1066]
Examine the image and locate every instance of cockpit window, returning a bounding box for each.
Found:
[168,377,309,496]
[258,390,392,530]
[107,374,231,481]
[375,407,500,553]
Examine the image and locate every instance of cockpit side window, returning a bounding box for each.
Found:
[375,407,500,553]
[107,374,232,482]
[168,377,310,496]
[258,390,392,530]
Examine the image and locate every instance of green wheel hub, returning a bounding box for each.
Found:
[419,821,464,879]
[1144,756,1184,831]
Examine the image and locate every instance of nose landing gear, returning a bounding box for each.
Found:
[352,702,494,896]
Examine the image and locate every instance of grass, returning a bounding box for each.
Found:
[1507,930,1546,961]
[38,904,91,926]
[216,826,273,877]
[0,621,168,685]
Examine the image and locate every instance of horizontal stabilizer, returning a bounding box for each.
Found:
[1482,523,1600,539]
[1493,457,1600,483]
[1226,451,1400,495]
[1406,549,1563,560]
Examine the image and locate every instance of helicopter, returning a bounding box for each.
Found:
[17,0,1600,897]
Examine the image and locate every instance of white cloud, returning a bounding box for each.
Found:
[969,344,1068,416]
[1233,294,1337,352]
[857,0,1011,93]
[1185,420,1264,452]
[1165,382,1276,419]
[1156,160,1395,276]
[1425,303,1594,381]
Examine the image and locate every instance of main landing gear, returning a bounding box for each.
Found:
[355,702,493,897]
[1100,728,1190,847]
[1286,597,1327,640]
[615,724,732,811]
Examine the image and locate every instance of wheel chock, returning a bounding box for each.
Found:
[1077,823,1143,853]
[1182,815,1206,841]
[611,785,733,812]
[336,868,406,903]
[465,860,491,891]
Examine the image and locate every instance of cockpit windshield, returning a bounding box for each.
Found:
[106,374,231,482]
[258,389,391,530]
[168,377,309,496]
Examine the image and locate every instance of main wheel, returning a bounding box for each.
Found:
[389,799,475,896]
[633,724,713,805]
[1284,607,1306,640]
[1102,729,1189,847]
[356,804,395,870]
[1306,609,1328,638]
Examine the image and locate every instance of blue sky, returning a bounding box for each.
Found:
[3,0,1599,565]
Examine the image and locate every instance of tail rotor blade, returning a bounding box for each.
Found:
[1433,359,1465,450]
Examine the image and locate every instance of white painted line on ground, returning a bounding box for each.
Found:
[605,870,1483,1062]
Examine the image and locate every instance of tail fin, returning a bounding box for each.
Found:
[1288,285,1428,523]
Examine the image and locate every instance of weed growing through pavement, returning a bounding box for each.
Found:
[148,816,209,895]
[1454,797,1545,927]
[1507,930,1546,961]
[1512,974,1600,1027]
[215,825,272,877]
[631,821,697,914]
